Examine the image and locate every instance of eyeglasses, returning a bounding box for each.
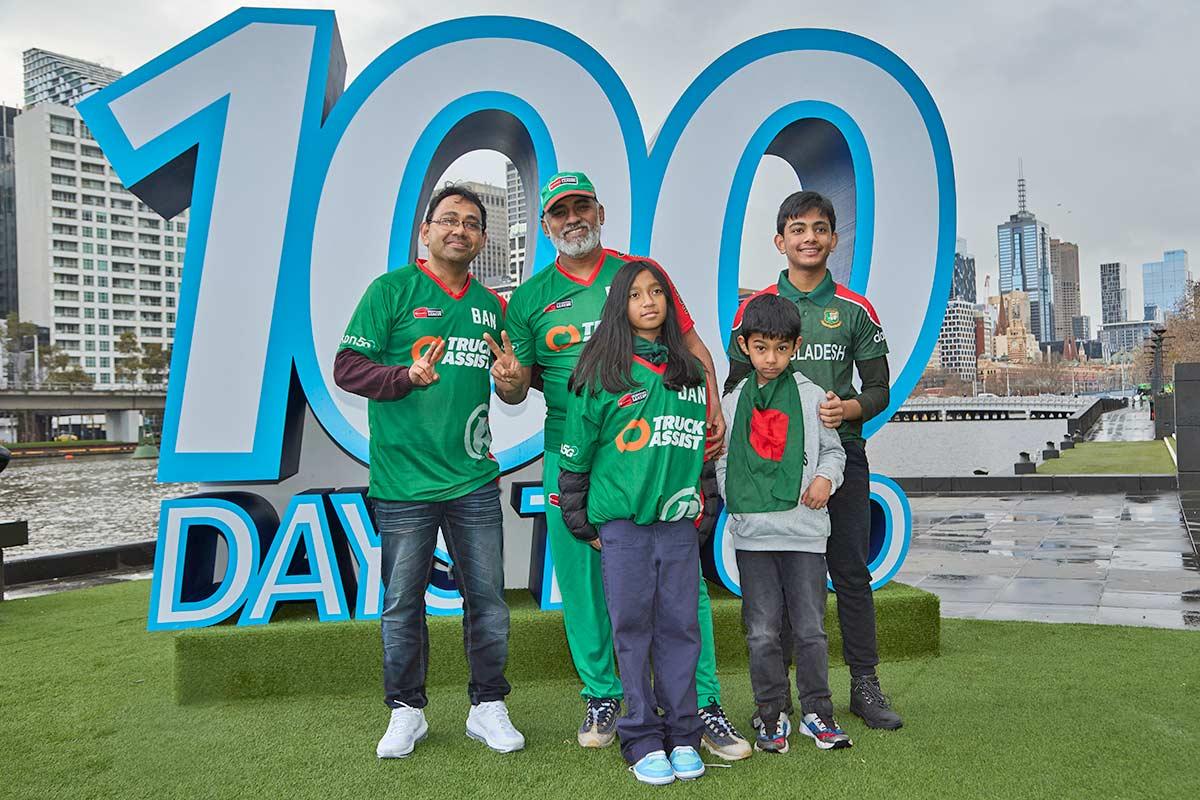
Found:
[429,216,484,233]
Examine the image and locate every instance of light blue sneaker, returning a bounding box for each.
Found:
[630,750,675,785]
[669,745,705,780]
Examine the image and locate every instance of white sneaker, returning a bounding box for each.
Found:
[466,700,525,753]
[376,704,428,758]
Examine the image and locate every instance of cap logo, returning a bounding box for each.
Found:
[547,175,578,191]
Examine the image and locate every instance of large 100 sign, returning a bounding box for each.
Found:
[79,8,954,630]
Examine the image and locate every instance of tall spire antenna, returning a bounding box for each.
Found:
[1017,158,1027,214]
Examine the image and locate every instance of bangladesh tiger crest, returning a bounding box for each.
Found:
[821,308,841,328]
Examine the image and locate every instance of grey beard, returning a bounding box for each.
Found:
[552,223,602,258]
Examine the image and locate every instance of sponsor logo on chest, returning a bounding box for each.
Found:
[413,306,443,319]
[618,389,649,408]
[410,334,493,369]
[543,298,574,312]
[615,415,705,452]
[545,319,602,351]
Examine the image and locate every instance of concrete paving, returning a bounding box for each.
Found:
[897,491,1200,630]
[1087,403,1155,442]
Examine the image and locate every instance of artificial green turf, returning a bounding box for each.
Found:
[3,582,1199,800]
[173,583,939,705]
[1037,440,1175,474]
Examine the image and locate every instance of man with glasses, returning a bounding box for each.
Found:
[335,184,523,759]
[486,171,751,761]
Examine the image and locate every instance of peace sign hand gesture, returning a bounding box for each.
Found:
[410,337,446,386]
[483,330,522,389]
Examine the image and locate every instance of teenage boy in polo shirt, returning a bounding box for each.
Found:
[487,172,751,760]
[725,190,903,730]
[335,184,524,758]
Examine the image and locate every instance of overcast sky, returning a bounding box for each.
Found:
[2,0,1197,331]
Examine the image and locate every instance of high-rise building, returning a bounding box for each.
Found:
[15,103,188,387]
[936,298,979,381]
[1099,262,1129,325]
[456,181,510,290]
[0,105,18,316]
[23,49,122,108]
[951,237,976,302]
[1142,249,1191,317]
[1100,319,1154,361]
[996,168,1053,342]
[1049,238,1080,341]
[505,160,527,282]
[1070,314,1091,341]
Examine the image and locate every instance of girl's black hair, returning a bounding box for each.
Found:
[569,260,704,395]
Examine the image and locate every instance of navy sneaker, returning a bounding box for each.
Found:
[699,702,752,760]
[798,713,853,750]
[577,697,620,748]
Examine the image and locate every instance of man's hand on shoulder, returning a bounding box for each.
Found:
[819,391,844,428]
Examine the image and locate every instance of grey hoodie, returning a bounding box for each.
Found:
[715,371,846,553]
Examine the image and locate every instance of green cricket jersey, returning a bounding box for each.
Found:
[727,269,889,443]
[340,260,506,502]
[559,357,708,526]
[506,249,695,451]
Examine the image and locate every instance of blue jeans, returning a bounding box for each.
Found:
[374,481,510,708]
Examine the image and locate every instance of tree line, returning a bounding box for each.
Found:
[2,312,169,389]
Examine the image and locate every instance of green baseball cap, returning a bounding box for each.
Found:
[539,171,597,216]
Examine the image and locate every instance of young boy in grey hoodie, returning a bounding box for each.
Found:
[716,294,850,753]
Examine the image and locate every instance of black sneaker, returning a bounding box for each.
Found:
[850,675,903,729]
[577,697,620,747]
[699,702,752,760]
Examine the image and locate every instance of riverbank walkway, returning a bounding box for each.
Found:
[1087,403,1155,442]
[897,490,1198,630]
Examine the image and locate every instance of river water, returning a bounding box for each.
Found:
[0,417,1082,559]
[866,418,1071,476]
[0,455,196,559]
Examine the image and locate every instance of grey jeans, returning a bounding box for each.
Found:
[736,549,833,720]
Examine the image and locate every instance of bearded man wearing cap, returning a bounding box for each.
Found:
[488,172,751,761]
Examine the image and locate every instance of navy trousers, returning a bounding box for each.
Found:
[599,518,702,764]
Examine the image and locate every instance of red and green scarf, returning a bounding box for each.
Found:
[725,366,806,513]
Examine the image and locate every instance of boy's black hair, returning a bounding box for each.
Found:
[425,183,487,231]
[776,190,835,234]
[739,293,802,342]
[569,260,704,395]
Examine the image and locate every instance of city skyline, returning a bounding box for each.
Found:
[1,1,1196,330]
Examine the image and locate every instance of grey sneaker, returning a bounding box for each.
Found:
[699,702,752,760]
[850,675,903,729]
[577,697,620,748]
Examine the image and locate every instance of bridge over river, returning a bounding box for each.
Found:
[0,388,166,442]
[892,395,1091,422]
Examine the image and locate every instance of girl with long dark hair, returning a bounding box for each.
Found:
[557,260,718,785]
